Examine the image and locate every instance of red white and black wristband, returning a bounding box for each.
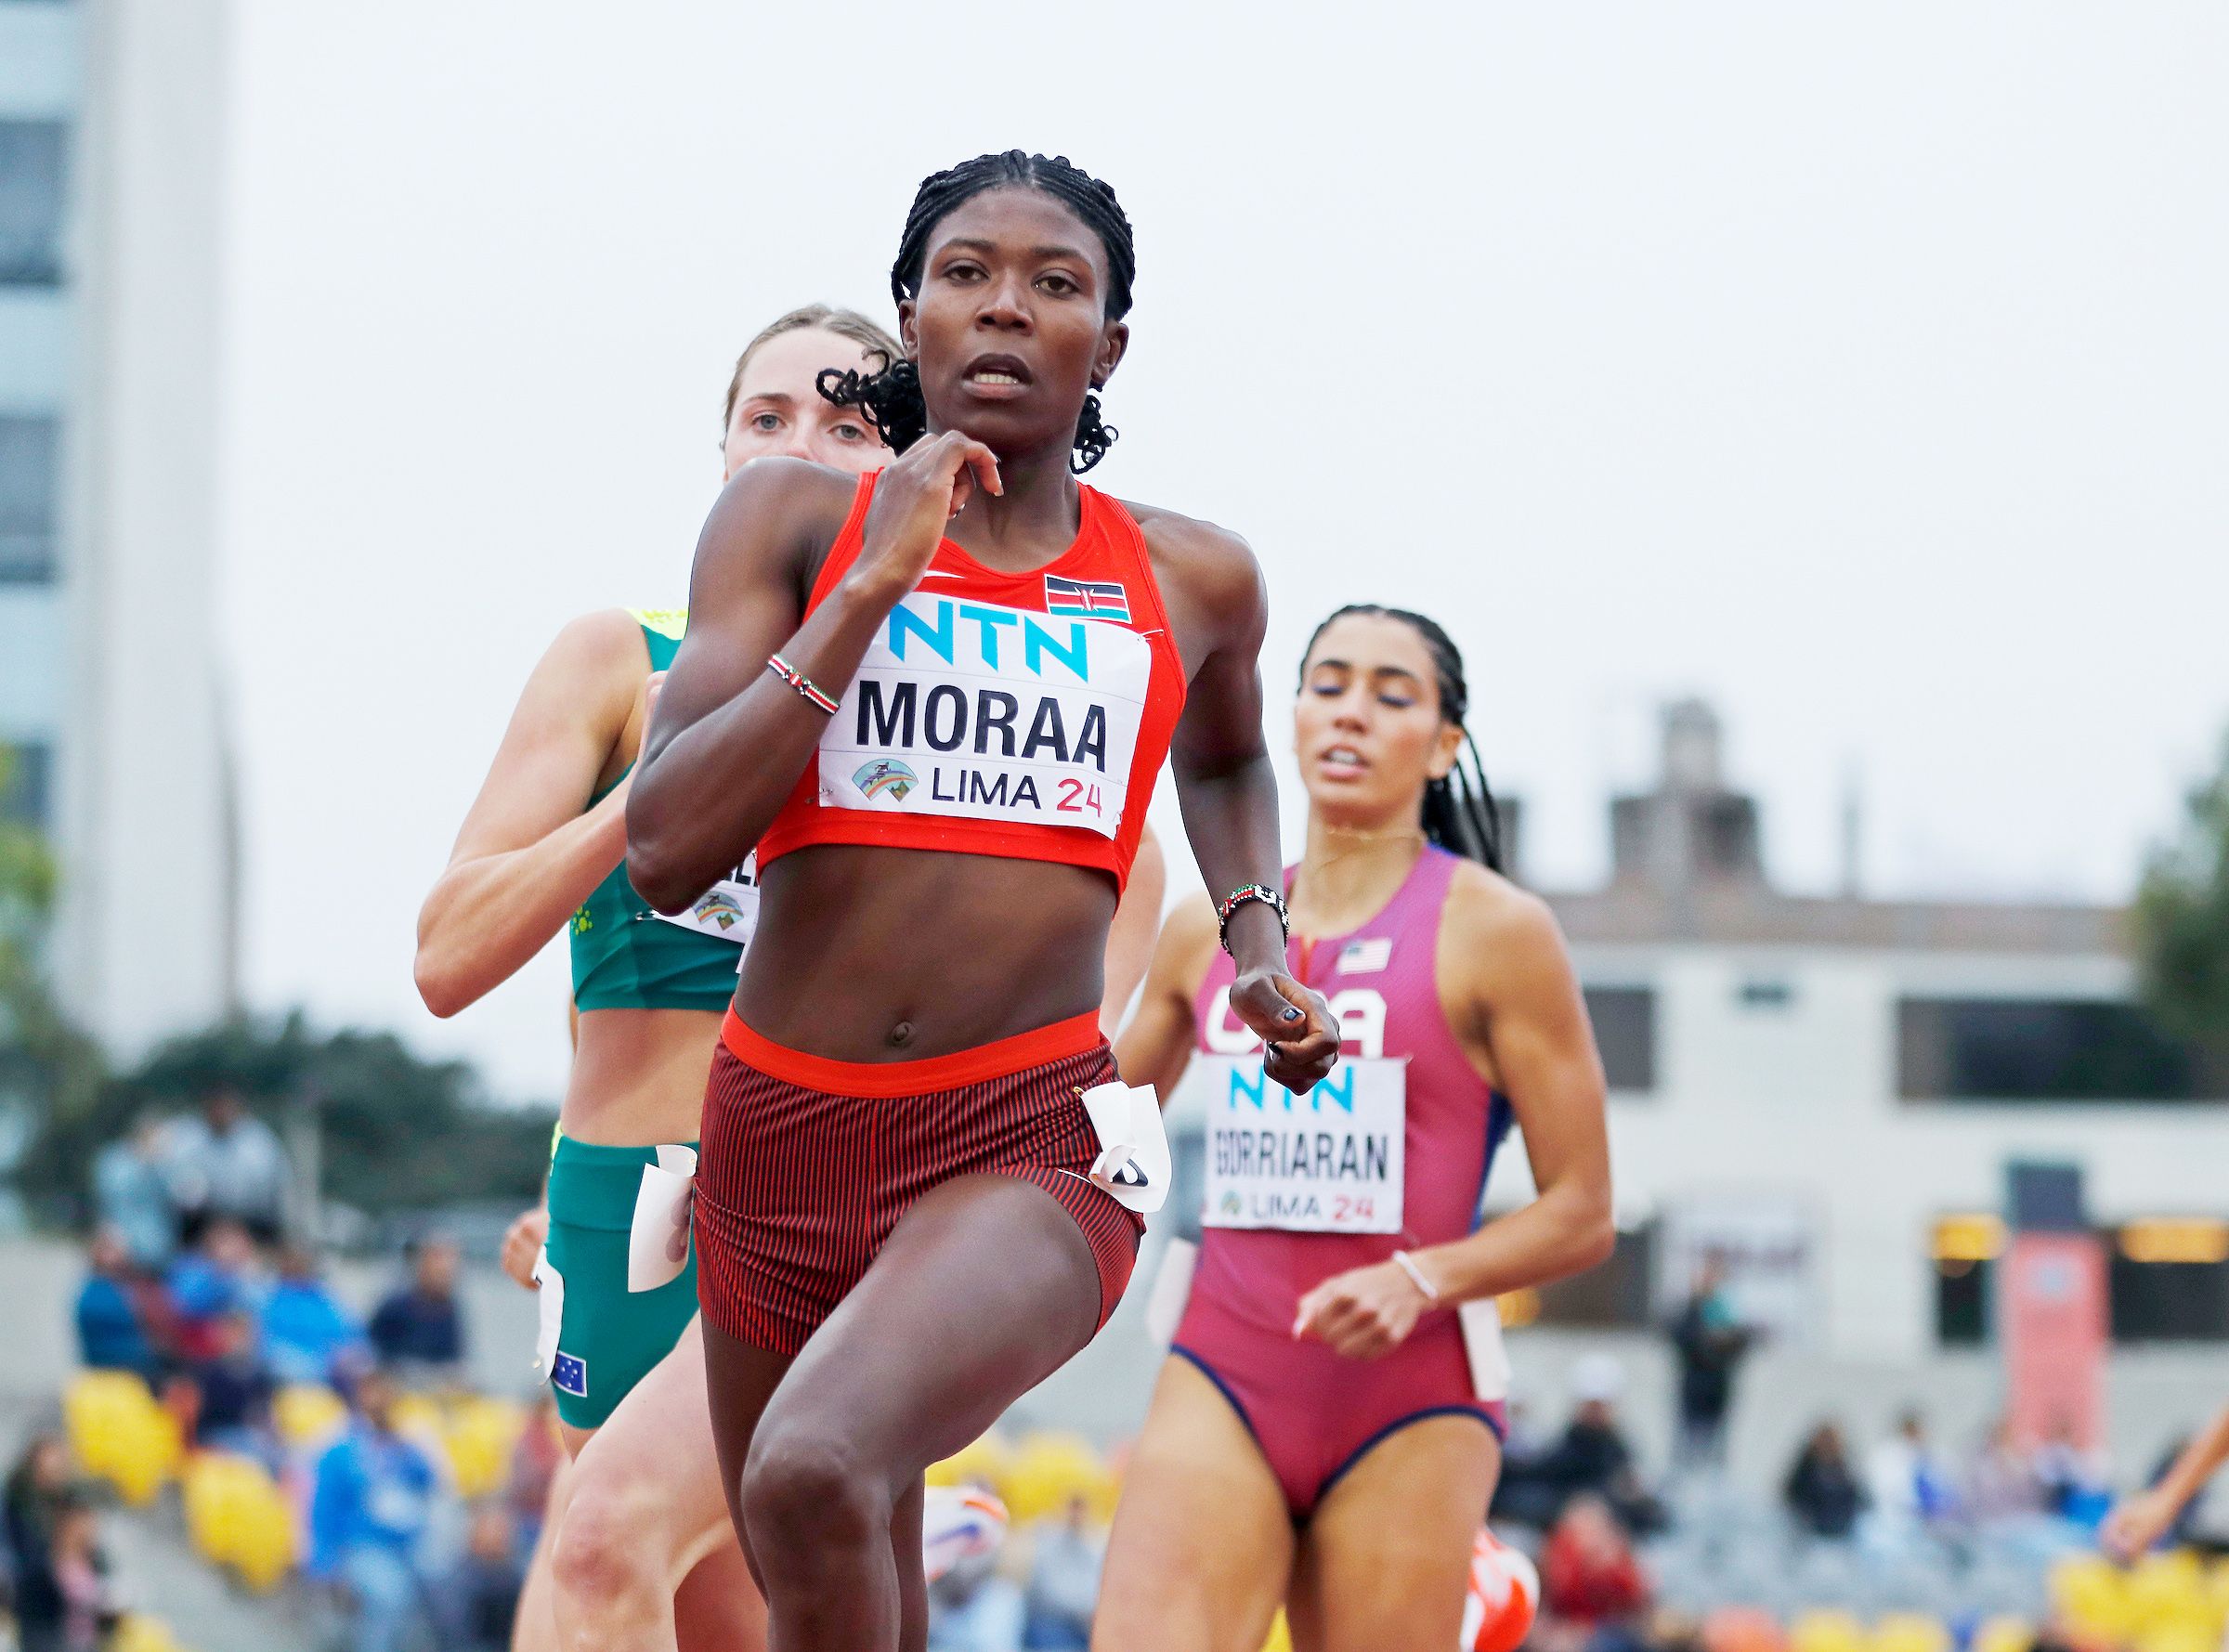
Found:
[1216,882,1291,956]
[766,653,840,715]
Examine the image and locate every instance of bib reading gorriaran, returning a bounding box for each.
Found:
[756,473,1185,893]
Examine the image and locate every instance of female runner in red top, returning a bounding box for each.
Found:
[1093,605,1615,1652]
[626,151,1340,1652]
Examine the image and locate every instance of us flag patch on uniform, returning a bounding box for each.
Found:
[551,1351,588,1398]
[1044,575,1130,624]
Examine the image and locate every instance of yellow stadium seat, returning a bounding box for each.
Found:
[1259,1608,1292,1652]
[1002,1431,1119,1526]
[65,1370,182,1506]
[181,1450,298,1592]
[2053,1554,2136,1643]
[926,1431,1011,1491]
[1871,1611,1952,1652]
[111,1616,189,1652]
[441,1395,528,1500]
[1791,1608,1869,1652]
[1971,1615,2033,1652]
[273,1384,349,1452]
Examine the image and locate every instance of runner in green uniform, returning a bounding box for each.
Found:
[419,305,1167,1652]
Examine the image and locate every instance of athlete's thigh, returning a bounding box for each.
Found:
[578,1316,738,1576]
[1285,1415,1499,1652]
[672,1542,768,1652]
[701,1317,796,1581]
[1092,1357,1292,1652]
[755,1172,1105,1479]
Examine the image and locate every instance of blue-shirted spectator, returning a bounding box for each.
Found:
[74,1229,155,1382]
[263,1243,368,1386]
[166,1216,265,1363]
[310,1367,443,1652]
[93,1113,179,1270]
[370,1236,464,1381]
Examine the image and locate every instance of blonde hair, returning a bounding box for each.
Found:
[722,305,902,436]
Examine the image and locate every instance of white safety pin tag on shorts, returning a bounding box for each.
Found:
[1076,1081,1170,1216]
[627,1144,697,1294]
[529,1248,565,1382]
[1457,1296,1513,1402]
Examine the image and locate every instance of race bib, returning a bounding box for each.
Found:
[653,854,759,955]
[1188,1054,1407,1234]
[815,592,1151,838]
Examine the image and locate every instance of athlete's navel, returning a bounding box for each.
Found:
[887,1020,917,1050]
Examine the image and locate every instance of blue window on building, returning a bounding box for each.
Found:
[1,740,52,830]
[0,121,69,287]
[0,416,60,583]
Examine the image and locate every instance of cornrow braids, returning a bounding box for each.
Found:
[1297,605,1508,875]
[817,150,1136,475]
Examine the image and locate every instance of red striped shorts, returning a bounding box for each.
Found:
[694,1009,1146,1358]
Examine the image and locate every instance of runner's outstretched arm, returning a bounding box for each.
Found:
[2104,1404,2229,1558]
[414,610,646,1016]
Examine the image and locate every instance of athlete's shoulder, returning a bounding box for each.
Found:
[1441,859,1571,974]
[546,606,656,680]
[701,457,864,553]
[1115,498,1261,606]
[624,606,688,642]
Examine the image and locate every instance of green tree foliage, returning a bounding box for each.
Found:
[2135,729,2229,1047]
[18,1009,554,1228]
[0,751,106,1164]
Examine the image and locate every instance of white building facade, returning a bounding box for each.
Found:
[1536,703,2227,1361]
[1,0,237,1058]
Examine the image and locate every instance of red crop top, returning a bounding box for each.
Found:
[754,471,1187,891]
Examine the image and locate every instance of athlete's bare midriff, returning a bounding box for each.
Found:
[738,843,1114,1062]
[563,1008,725,1145]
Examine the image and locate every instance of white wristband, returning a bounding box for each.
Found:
[1391,1249,1440,1304]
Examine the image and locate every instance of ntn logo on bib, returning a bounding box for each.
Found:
[1187,1053,1408,1234]
[816,592,1151,839]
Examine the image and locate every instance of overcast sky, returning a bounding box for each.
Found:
[217,4,2229,1102]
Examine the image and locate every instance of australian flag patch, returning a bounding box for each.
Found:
[551,1350,588,1398]
[1044,575,1130,624]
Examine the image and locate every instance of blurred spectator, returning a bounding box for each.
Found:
[1669,1252,1753,1470]
[1966,1418,2046,1522]
[6,1433,75,1575]
[262,1243,368,1386]
[505,1397,564,1556]
[1523,1357,1667,1536]
[1021,1495,1102,1650]
[1865,1409,1956,1540]
[309,1366,444,1652]
[2033,1416,2111,1525]
[1782,1423,1866,1540]
[165,1216,266,1362]
[93,1112,178,1270]
[18,1489,119,1652]
[74,1228,156,1382]
[1543,1494,1651,1630]
[189,1308,278,1458]
[370,1235,465,1382]
[163,1084,289,1244]
[434,1502,524,1651]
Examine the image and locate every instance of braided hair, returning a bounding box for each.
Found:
[817,150,1134,473]
[1297,605,1507,873]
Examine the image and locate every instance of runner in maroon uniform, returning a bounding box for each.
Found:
[1095,605,1614,1652]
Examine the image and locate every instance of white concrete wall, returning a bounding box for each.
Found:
[1569,942,2229,1360]
[54,0,238,1054]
